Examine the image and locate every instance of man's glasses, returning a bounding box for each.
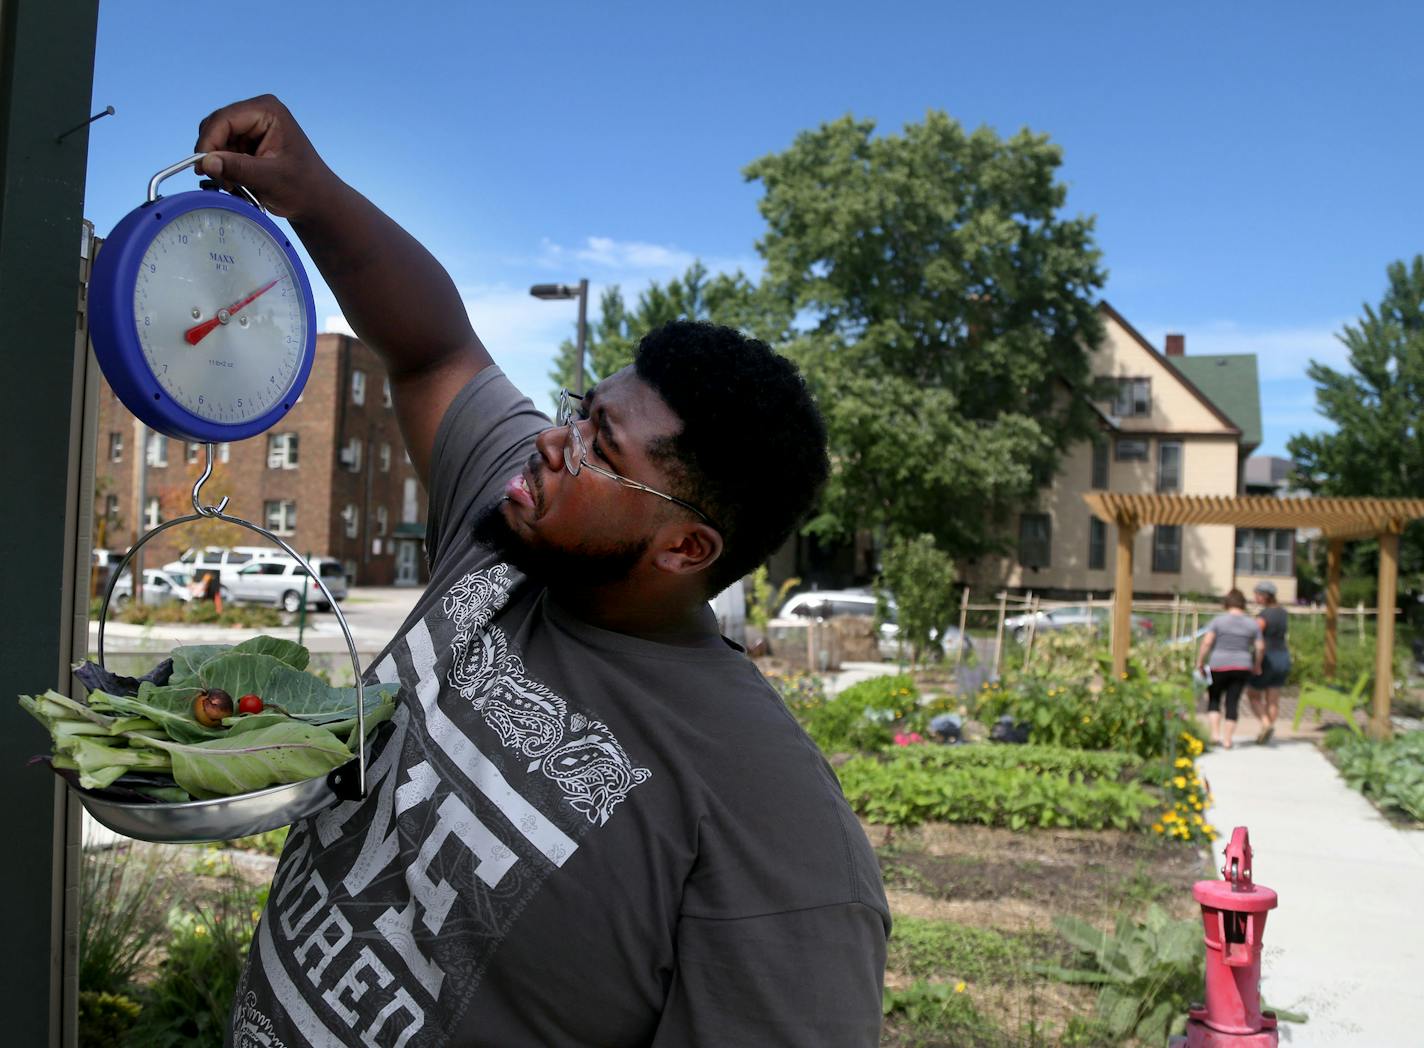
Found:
[556,389,719,531]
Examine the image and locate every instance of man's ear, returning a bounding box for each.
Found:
[653,523,723,576]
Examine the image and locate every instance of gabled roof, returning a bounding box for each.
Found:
[1172,354,1263,451]
[1097,302,1243,438]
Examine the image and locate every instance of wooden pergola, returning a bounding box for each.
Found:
[1083,493,1424,739]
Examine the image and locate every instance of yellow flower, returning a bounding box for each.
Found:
[1152,823,1165,833]
[194,924,207,937]
[1174,757,1192,768]
[1173,776,1187,789]
[1162,811,1178,822]
[954,981,966,993]
[1203,824,1216,835]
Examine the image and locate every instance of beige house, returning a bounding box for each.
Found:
[967,302,1296,602]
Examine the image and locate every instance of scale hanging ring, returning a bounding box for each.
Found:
[147,152,265,212]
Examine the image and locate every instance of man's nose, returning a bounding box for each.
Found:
[534,425,567,472]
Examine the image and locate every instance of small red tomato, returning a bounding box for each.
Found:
[238,693,264,715]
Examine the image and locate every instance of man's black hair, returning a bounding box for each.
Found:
[633,319,829,596]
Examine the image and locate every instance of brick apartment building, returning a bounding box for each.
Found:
[95,333,429,587]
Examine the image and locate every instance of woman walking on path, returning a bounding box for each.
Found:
[1195,588,1264,750]
[1246,581,1290,744]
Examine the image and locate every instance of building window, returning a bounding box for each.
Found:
[1088,517,1107,571]
[143,496,161,530]
[1235,528,1293,576]
[351,369,366,406]
[1115,437,1149,461]
[184,442,200,464]
[1157,441,1182,492]
[1113,377,1151,417]
[379,442,391,472]
[343,437,363,472]
[104,494,119,519]
[382,377,393,408]
[1091,439,1109,489]
[109,432,123,462]
[145,433,167,467]
[1153,525,1182,573]
[1018,513,1052,569]
[218,442,230,463]
[267,432,299,469]
[375,506,388,536]
[402,477,419,524]
[264,500,296,535]
[343,503,360,539]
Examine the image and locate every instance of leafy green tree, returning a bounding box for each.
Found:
[546,261,790,396]
[876,534,958,666]
[744,112,1107,560]
[1288,257,1424,602]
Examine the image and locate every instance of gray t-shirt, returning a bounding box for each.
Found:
[1206,612,1261,672]
[1257,605,1289,653]
[230,366,889,1048]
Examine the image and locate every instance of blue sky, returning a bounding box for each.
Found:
[84,1,1424,457]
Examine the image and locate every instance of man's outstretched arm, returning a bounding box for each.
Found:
[194,94,492,487]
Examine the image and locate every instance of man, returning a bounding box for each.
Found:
[195,96,889,1047]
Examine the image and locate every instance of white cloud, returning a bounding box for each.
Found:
[537,235,758,284]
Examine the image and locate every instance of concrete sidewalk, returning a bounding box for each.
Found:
[1198,735,1424,1045]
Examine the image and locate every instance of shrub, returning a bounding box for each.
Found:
[783,673,917,754]
[78,990,142,1048]
[976,677,1205,762]
[130,863,266,1048]
[836,752,1157,830]
[1285,624,1409,688]
[877,534,958,665]
[1332,730,1424,822]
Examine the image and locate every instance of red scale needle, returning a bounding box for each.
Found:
[183,277,283,346]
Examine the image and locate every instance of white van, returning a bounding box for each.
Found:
[162,545,289,592]
[226,556,349,612]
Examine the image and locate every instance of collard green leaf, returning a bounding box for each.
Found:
[169,644,235,687]
[90,683,219,744]
[132,721,354,798]
[230,636,310,671]
[197,653,397,723]
[55,735,171,790]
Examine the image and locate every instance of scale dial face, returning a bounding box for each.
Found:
[131,206,308,424]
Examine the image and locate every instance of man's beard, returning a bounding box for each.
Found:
[472,499,650,588]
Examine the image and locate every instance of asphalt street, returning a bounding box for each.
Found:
[87,586,425,683]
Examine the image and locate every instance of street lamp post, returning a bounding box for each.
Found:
[530,279,589,393]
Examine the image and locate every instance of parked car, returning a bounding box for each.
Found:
[162,545,286,591]
[226,556,349,612]
[1005,603,1153,644]
[773,589,971,661]
[109,568,193,609]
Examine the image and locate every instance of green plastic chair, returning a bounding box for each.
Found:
[1292,670,1370,735]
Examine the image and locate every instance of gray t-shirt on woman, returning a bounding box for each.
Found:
[230,366,890,1048]
[1206,612,1261,672]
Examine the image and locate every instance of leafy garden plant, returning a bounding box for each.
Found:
[1040,904,1203,1046]
[836,750,1156,830]
[1331,729,1424,822]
